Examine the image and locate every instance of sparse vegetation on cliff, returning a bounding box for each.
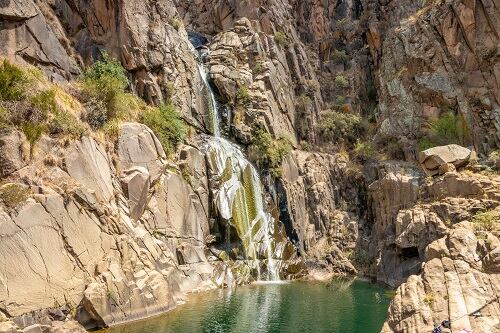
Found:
[419,110,469,150]
[80,53,143,129]
[249,130,292,177]
[332,49,350,64]
[335,75,349,89]
[354,140,379,161]
[317,110,361,146]
[472,209,499,232]
[0,60,30,101]
[235,85,252,106]
[0,183,30,209]
[142,103,187,156]
[274,31,289,47]
[0,60,83,145]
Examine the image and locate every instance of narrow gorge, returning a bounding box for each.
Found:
[0,0,498,332]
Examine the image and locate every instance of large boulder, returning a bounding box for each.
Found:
[418,144,473,176]
[0,129,30,178]
[64,137,114,203]
[117,123,166,182]
[120,166,151,222]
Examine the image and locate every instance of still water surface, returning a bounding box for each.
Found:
[106,279,392,333]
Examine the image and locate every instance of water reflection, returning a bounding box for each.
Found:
[105,280,391,333]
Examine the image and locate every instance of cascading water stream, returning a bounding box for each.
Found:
[197,63,220,137]
[192,43,281,281]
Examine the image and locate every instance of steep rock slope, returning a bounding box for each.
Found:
[375,0,500,155]
[0,124,222,329]
[0,0,211,130]
[0,0,499,332]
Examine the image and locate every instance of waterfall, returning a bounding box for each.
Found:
[205,138,282,281]
[197,63,220,137]
[193,43,281,281]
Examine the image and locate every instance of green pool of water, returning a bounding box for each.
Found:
[107,279,392,333]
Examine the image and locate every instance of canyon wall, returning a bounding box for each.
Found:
[0,0,499,333]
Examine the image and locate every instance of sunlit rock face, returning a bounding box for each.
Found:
[0,128,227,330]
[0,1,499,333]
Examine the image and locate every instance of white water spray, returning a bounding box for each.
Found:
[196,52,281,281]
[197,63,220,137]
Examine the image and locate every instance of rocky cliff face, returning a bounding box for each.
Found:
[0,0,499,333]
[374,0,500,155]
[0,125,224,330]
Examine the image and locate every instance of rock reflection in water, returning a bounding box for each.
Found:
[104,279,391,333]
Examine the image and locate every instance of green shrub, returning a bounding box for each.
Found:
[423,293,436,305]
[253,62,265,75]
[102,118,121,139]
[332,49,349,64]
[49,109,85,137]
[335,95,346,105]
[419,110,469,150]
[418,137,435,151]
[22,123,46,145]
[108,91,144,120]
[81,53,129,122]
[0,61,84,144]
[317,110,361,145]
[0,101,48,146]
[82,53,128,96]
[0,183,30,208]
[235,85,252,106]
[249,130,292,177]
[82,97,107,130]
[168,17,181,30]
[30,89,57,115]
[79,54,144,131]
[142,103,187,156]
[472,210,499,232]
[335,75,349,88]
[82,53,132,130]
[354,139,378,161]
[0,60,30,101]
[274,31,289,47]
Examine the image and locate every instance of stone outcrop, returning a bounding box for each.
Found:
[0,125,225,329]
[0,0,214,130]
[278,151,367,276]
[0,130,30,178]
[0,0,81,81]
[381,221,500,333]
[206,18,319,145]
[369,164,500,286]
[369,167,500,332]
[375,0,500,154]
[418,144,474,175]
